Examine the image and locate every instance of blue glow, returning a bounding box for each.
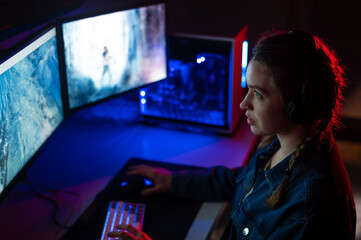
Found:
[100,202,113,239]
[144,179,152,186]
[120,181,127,187]
[133,205,139,227]
[119,203,126,225]
[126,204,132,224]
[242,41,248,68]
[241,74,247,88]
[241,41,248,88]
[141,98,146,104]
[110,202,119,232]
[196,56,205,64]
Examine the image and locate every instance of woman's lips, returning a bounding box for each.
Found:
[245,112,255,125]
[247,117,255,125]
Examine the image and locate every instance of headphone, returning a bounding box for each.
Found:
[285,30,318,124]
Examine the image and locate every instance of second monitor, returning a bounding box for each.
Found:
[59,3,167,112]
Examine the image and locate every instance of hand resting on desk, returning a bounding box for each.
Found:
[108,165,172,239]
[126,164,172,196]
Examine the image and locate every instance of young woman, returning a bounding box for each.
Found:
[108,30,356,239]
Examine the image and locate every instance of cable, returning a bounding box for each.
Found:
[23,176,104,238]
[25,179,77,229]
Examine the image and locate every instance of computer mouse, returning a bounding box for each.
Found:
[119,175,154,195]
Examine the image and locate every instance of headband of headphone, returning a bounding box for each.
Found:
[285,30,318,124]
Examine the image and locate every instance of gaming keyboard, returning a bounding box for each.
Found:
[100,201,146,240]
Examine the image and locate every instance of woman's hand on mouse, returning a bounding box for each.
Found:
[126,165,171,196]
[107,224,151,240]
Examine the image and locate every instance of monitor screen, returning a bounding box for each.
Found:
[61,3,167,110]
[139,35,233,131]
[0,26,64,198]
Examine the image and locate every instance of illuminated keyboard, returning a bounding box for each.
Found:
[100,201,146,240]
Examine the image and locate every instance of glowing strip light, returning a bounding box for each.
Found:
[242,41,248,69]
[241,41,248,88]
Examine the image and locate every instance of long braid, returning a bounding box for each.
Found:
[264,119,330,209]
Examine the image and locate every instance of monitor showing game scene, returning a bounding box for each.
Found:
[61,3,167,110]
[0,26,64,199]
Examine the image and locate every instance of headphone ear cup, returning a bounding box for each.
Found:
[286,96,300,123]
[286,96,314,124]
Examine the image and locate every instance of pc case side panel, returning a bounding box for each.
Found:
[229,26,248,134]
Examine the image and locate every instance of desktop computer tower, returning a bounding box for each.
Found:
[139,26,248,135]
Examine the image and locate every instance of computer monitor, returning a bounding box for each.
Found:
[139,26,248,135]
[0,25,64,201]
[59,3,167,112]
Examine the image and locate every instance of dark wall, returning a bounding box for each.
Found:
[310,0,361,86]
[1,0,360,85]
[165,0,361,86]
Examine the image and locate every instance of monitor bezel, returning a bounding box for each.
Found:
[0,23,65,203]
[57,1,168,117]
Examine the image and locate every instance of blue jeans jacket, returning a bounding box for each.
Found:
[171,138,356,239]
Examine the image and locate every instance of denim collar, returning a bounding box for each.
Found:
[264,154,292,193]
[256,138,294,193]
[262,137,327,193]
[242,138,286,191]
[255,138,281,169]
[241,137,325,193]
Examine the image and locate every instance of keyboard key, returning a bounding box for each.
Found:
[100,201,146,240]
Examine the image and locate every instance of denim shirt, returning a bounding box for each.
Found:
[171,138,356,239]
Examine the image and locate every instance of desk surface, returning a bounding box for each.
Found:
[0,97,254,240]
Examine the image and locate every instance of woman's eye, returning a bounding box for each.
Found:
[254,90,263,98]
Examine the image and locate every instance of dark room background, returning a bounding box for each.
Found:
[1,0,361,87]
[0,0,361,238]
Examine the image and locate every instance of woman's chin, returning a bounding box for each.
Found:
[250,125,265,136]
[250,125,259,134]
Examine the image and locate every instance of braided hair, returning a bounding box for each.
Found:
[252,30,347,209]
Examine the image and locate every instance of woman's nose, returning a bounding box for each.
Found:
[240,94,250,110]
[240,100,247,110]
